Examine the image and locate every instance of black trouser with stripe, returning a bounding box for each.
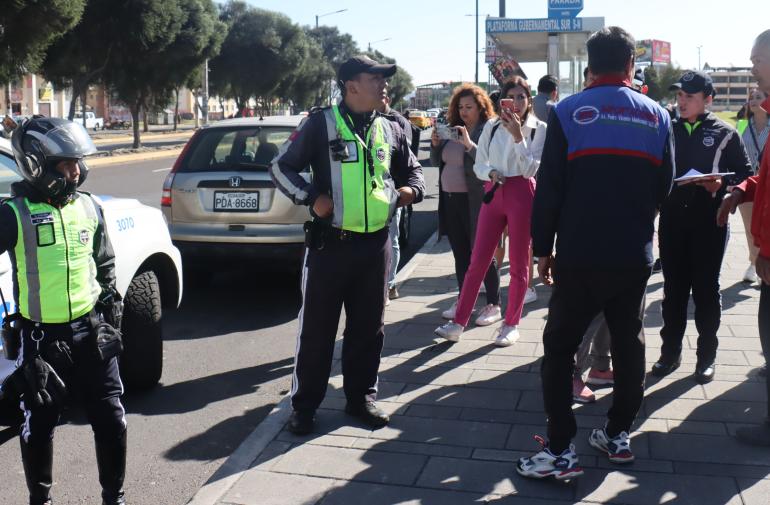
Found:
[658,208,728,365]
[291,227,390,412]
[541,267,650,453]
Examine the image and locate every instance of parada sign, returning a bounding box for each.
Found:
[548,0,583,18]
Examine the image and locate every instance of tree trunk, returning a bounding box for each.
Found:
[67,88,79,121]
[130,103,141,149]
[4,83,11,116]
[173,88,179,131]
[81,85,88,129]
[142,104,149,133]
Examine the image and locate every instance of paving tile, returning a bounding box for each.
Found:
[644,397,768,423]
[575,469,743,505]
[739,478,770,505]
[350,438,471,458]
[649,432,770,466]
[271,444,427,485]
[665,419,727,436]
[317,481,490,505]
[701,380,768,402]
[415,456,576,500]
[674,461,770,480]
[467,369,542,390]
[395,384,521,410]
[403,403,463,420]
[366,415,510,449]
[221,471,338,505]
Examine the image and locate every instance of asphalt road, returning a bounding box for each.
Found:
[0,131,438,505]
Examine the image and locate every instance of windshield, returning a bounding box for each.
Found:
[179,126,294,173]
[0,150,21,195]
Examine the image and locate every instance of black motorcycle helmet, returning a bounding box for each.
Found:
[10,116,97,202]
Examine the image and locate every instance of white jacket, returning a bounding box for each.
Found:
[473,113,547,181]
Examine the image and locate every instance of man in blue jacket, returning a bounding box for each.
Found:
[517,26,675,480]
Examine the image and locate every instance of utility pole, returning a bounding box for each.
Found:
[475,0,479,85]
[499,0,505,17]
[315,9,347,29]
[697,45,703,70]
[202,58,209,125]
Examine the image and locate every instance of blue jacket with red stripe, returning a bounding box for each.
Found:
[531,77,675,268]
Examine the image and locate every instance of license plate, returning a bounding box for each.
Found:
[213,191,259,212]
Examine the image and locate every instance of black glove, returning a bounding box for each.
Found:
[9,356,67,409]
[97,288,123,329]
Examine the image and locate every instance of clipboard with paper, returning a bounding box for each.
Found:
[674,168,734,185]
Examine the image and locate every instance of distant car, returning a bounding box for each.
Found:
[426,110,439,127]
[74,111,104,131]
[161,116,311,272]
[0,136,183,424]
[408,110,431,130]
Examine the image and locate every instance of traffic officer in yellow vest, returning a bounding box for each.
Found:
[271,56,425,434]
[2,117,127,505]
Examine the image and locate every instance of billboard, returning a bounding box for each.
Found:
[636,39,671,64]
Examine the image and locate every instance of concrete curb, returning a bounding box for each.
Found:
[184,228,440,505]
[88,147,184,167]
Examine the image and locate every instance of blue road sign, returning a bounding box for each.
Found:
[548,0,583,18]
[486,17,583,34]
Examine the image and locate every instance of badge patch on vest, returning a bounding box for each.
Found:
[376,147,386,162]
[30,212,54,225]
[703,137,715,147]
[79,229,90,245]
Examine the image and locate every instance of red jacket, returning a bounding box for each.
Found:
[737,96,770,258]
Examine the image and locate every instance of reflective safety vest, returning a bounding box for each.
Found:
[7,195,101,323]
[322,105,399,232]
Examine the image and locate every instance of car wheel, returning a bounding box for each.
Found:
[120,271,163,390]
[398,204,412,248]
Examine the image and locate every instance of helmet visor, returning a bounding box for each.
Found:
[26,121,98,161]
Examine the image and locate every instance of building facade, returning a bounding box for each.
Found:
[707,66,754,112]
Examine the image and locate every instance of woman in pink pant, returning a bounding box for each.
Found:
[436,77,546,346]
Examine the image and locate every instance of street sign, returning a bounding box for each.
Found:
[548,0,583,18]
[486,17,583,34]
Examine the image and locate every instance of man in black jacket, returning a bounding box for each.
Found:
[652,71,752,383]
[518,26,674,479]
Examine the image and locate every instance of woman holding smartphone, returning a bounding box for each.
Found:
[436,77,546,346]
[431,83,502,326]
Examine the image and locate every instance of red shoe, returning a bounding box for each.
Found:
[586,368,614,386]
[572,376,595,403]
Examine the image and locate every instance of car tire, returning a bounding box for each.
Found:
[120,271,163,390]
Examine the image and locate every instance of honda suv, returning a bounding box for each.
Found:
[161,116,310,268]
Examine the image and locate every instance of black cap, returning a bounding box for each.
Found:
[337,55,397,83]
[669,70,715,96]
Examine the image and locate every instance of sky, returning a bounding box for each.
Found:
[249,0,765,87]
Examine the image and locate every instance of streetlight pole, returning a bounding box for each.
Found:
[315,8,347,29]
[367,37,391,52]
[475,0,479,84]
[697,45,703,70]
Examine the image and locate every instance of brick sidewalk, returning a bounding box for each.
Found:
[190,215,768,505]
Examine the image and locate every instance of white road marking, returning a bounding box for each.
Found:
[152,167,173,173]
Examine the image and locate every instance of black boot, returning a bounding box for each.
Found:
[20,437,54,505]
[95,430,127,505]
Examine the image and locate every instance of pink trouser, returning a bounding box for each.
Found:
[454,176,536,327]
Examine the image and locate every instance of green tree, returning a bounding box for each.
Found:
[0,0,85,113]
[279,37,334,111]
[209,2,306,116]
[102,0,224,147]
[305,26,359,107]
[644,64,683,103]
[364,50,414,109]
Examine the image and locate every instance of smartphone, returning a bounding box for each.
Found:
[436,124,460,141]
[499,98,515,115]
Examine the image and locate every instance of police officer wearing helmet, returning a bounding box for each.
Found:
[270,56,425,434]
[652,71,753,383]
[1,117,127,505]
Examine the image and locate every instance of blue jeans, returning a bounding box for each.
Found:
[388,207,401,289]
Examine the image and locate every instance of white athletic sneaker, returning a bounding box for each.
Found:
[435,321,464,342]
[588,428,634,463]
[517,435,584,480]
[494,324,519,347]
[743,264,758,283]
[475,304,502,326]
[441,301,457,320]
[523,287,538,304]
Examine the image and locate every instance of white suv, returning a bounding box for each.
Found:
[0,137,183,423]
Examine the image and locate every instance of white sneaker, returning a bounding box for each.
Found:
[435,321,464,342]
[475,304,502,326]
[517,435,584,480]
[743,264,758,283]
[494,324,520,347]
[441,301,457,320]
[523,287,537,304]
